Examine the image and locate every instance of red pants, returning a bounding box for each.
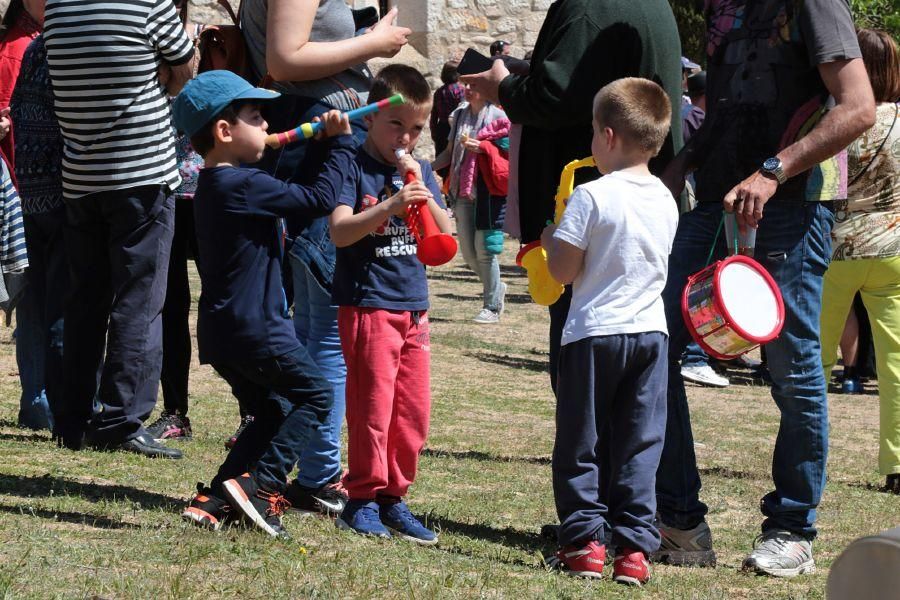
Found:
[338,306,431,500]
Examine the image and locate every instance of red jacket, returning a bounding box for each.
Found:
[0,12,42,182]
[477,140,509,197]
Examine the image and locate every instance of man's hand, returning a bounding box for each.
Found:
[0,107,10,142]
[723,170,779,231]
[459,59,510,105]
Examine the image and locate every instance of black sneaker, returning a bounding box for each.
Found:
[885,474,900,495]
[117,432,183,459]
[147,411,193,441]
[224,415,255,450]
[222,472,291,538]
[285,471,348,516]
[182,483,234,531]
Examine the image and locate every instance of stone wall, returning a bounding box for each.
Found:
[390,0,548,78]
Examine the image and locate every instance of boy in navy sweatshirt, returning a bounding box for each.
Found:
[171,70,354,538]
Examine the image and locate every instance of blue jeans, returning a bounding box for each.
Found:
[454,198,503,311]
[16,297,51,430]
[16,208,68,431]
[656,200,832,539]
[209,345,333,494]
[681,341,710,369]
[290,253,346,488]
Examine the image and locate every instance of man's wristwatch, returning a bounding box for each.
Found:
[760,157,787,184]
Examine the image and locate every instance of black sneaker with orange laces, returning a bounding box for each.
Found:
[222,472,291,539]
[181,482,234,531]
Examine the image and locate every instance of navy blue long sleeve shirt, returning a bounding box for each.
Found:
[192,135,355,364]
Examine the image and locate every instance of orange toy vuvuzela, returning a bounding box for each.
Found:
[395,149,458,267]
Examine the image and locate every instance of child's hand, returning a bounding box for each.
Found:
[312,110,352,140]
[540,223,557,250]
[389,181,433,217]
[0,107,9,142]
[321,109,352,138]
[396,152,423,181]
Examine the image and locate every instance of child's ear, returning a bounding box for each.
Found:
[604,126,615,150]
[213,118,233,143]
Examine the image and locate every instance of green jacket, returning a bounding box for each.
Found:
[499,0,683,242]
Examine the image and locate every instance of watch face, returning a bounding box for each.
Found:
[763,157,781,171]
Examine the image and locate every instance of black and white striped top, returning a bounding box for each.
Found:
[43,0,193,198]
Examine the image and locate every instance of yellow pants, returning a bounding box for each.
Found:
[821,257,900,475]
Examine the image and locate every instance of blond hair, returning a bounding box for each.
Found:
[593,78,672,155]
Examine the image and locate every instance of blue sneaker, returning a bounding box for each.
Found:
[841,377,861,394]
[18,394,53,431]
[379,500,438,545]
[336,500,391,538]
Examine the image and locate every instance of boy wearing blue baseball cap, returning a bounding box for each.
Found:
[172,70,355,538]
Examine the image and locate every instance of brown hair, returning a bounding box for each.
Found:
[369,64,431,108]
[858,29,900,103]
[189,100,256,157]
[593,77,671,155]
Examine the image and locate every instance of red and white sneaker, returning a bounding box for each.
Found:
[614,548,651,586]
[549,540,606,579]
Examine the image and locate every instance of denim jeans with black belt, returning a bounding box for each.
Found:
[656,200,833,540]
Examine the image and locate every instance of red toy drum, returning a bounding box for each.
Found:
[681,255,785,360]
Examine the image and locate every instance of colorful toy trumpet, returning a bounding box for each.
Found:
[264,93,405,148]
[395,149,458,267]
[516,156,596,306]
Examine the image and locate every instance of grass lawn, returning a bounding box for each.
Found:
[0,240,896,599]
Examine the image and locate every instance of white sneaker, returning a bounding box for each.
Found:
[742,530,815,578]
[681,364,729,387]
[473,308,499,324]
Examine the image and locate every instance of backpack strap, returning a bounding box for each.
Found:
[218,0,240,27]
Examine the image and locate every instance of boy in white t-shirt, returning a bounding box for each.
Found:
[540,78,678,586]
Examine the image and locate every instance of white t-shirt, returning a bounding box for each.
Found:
[554,171,679,346]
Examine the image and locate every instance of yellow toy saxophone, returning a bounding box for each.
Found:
[515,156,596,306]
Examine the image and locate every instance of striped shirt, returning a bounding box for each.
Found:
[43,0,193,198]
[0,159,28,273]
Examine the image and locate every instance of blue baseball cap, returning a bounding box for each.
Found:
[172,70,280,137]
